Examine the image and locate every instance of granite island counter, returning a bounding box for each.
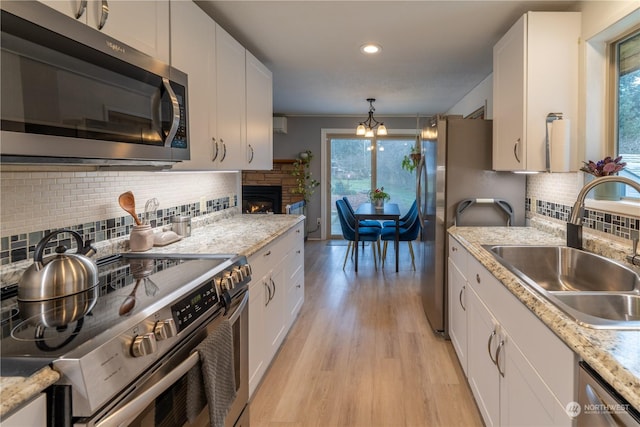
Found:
[0,213,304,419]
[448,225,640,413]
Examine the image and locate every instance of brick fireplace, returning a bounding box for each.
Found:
[242,160,304,213]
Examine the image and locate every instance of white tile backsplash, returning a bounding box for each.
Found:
[1,170,239,237]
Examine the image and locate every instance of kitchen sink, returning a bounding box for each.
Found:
[552,293,640,322]
[484,245,640,329]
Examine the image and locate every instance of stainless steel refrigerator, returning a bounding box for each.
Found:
[417,116,526,336]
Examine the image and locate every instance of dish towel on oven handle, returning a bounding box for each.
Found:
[186,319,237,426]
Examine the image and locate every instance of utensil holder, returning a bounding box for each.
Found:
[129,225,154,252]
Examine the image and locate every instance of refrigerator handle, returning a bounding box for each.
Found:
[416,154,427,228]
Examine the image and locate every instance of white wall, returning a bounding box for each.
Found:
[446,74,493,119]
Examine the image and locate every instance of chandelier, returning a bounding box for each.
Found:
[356,98,387,137]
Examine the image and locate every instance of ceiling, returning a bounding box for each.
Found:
[195,1,580,117]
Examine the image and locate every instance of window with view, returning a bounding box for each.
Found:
[615,29,640,199]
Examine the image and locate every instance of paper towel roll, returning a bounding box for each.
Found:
[550,119,570,172]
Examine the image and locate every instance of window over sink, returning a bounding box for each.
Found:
[613,29,640,200]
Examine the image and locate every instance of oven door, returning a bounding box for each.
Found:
[82,291,248,427]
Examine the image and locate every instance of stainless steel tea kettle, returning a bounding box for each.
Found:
[18,229,98,301]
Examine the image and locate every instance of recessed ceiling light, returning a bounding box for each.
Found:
[360,43,382,55]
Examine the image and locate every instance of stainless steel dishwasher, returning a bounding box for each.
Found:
[577,362,640,426]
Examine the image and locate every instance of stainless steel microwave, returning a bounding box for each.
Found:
[0,1,189,166]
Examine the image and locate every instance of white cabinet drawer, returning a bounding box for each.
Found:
[448,235,467,278]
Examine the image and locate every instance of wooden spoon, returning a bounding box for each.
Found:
[118,191,141,225]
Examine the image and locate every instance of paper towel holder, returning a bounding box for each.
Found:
[545,112,563,172]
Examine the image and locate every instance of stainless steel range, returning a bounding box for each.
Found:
[1,252,252,427]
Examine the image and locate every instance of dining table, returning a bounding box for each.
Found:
[354,202,401,272]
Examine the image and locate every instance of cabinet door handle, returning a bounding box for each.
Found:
[495,340,505,377]
[264,280,272,306]
[263,250,271,257]
[513,138,521,163]
[476,273,481,284]
[452,246,457,252]
[248,144,254,163]
[211,138,219,161]
[270,277,276,300]
[459,286,466,311]
[487,329,498,365]
[220,139,227,162]
[98,0,109,30]
[75,0,87,19]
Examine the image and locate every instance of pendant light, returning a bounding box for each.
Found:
[356,98,387,136]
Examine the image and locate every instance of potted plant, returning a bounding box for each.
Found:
[401,145,422,173]
[580,156,626,200]
[291,150,320,204]
[368,187,390,209]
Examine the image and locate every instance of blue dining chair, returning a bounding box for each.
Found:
[382,200,417,228]
[380,208,421,270]
[342,197,382,228]
[336,200,381,270]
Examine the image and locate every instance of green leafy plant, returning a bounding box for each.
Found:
[401,145,421,173]
[291,150,320,203]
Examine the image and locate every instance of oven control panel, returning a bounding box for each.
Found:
[171,279,220,332]
[170,260,252,333]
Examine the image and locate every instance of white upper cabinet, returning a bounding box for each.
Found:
[38,0,170,62]
[493,12,580,172]
[170,2,273,171]
[215,24,247,170]
[169,1,217,171]
[246,51,274,170]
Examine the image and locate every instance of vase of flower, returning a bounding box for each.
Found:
[368,187,390,210]
[580,156,626,201]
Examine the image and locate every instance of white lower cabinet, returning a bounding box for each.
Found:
[467,288,501,426]
[449,236,575,426]
[3,393,46,427]
[286,224,305,328]
[248,222,305,397]
[448,237,468,375]
[263,257,287,365]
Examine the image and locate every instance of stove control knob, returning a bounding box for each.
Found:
[232,266,245,281]
[240,264,252,278]
[154,319,177,341]
[131,332,157,357]
[224,272,237,289]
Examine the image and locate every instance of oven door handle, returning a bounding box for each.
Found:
[95,291,248,427]
[227,291,249,324]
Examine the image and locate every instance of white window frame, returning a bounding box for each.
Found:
[583,7,640,216]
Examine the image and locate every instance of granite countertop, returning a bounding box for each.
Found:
[0,213,304,418]
[0,367,59,418]
[448,225,640,412]
[131,213,304,258]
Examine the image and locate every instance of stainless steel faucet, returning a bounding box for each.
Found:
[567,176,640,250]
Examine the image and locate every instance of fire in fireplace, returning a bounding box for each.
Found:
[242,185,282,214]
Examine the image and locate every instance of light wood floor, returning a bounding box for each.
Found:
[249,240,483,427]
